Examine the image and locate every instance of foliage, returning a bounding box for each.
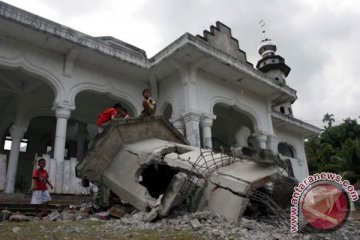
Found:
[322,113,335,128]
[306,117,360,184]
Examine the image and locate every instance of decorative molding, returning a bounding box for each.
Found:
[67,82,140,115]
[0,54,64,101]
[200,114,216,127]
[54,106,73,119]
[196,21,250,64]
[182,111,201,123]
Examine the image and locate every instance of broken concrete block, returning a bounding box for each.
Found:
[190,218,201,230]
[0,209,12,221]
[109,206,127,218]
[158,172,188,216]
[215,161,278,189]
[241,218,260,230]
[12,227,21,233]
[208,172,250,196]
[203,184,249,221]
[96,211,110,220]
[75,213,89,221]
[48,211,61,221]
[143,208,158,222]
[9,213,30,222]
[61,209,77,221]
[76,117,189,182]
[80,207,93,215]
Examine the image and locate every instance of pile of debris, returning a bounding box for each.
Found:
[2,206,360,239]
[75,117,295,223]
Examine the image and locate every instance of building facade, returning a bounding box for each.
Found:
[0,2,320,194]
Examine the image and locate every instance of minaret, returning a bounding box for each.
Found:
[256,38,290,85]
[256,22,293,116]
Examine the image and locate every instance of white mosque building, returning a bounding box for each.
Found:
[0,2,320,194]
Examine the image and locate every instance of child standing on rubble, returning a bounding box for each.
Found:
[140,89,156,117]
[31,158,53,217]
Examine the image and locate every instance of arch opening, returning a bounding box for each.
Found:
[0,65,57,193]
[278,142,296,158]
[212,103,256,153]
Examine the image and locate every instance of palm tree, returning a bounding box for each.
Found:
[322,113,335,128]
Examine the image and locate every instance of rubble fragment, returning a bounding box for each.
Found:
[109,206,127,219]
[0,209,12,221]
[190,218,201,230]
[9,213,30,222]
[48,211,61,222]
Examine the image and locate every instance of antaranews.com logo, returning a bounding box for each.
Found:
[290,172,359,233]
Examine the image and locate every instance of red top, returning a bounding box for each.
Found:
[33,168,49,190]
[96,108,118,126]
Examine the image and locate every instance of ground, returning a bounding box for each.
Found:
[0,221,214,240]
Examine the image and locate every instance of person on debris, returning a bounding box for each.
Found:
[120,107,130,119]
[31,158,53,217]
[140,89,156,117]
[96,103,123,134]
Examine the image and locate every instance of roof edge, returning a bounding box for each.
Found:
[271,111,322,137]
[150,33,297,100]
[0,2,149,67]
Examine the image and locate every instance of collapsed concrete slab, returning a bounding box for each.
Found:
[197,161,279,221]
[76,117,282,221]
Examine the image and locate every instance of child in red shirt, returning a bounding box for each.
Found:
[96,103,123,133]
[31,158,53,217]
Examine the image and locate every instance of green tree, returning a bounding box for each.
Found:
[322,113,335,128]
[305,117,360,184]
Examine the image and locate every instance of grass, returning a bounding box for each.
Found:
[0,220,215,240]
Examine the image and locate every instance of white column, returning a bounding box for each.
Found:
[53,106,72,162]
[267,135,279,153]
[53,106,72,193]
[170,118,185,135]
[5,125,27,193]
[76,122,88,161]
[254,133,268,149]
[182,112,201,147]
[200,115,216,149]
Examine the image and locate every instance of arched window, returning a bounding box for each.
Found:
[278,142,295,158]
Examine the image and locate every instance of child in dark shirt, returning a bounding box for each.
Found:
[140,89,156,117]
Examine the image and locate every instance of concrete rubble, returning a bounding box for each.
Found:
[2,206,360,239]
[76,117,288,222]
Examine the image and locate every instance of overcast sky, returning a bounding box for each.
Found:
[3,0,359,128]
